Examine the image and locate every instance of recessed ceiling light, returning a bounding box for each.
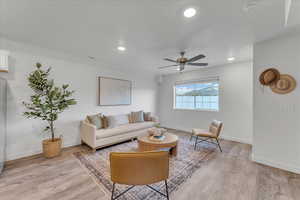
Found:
[117,46,126,51]
[227,57,235,61]
[184,8,196,18]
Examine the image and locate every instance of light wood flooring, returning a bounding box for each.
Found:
[1,131,300,200]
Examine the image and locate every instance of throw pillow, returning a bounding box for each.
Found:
[131,111,144,123]
[143,112,151,121]
[87,113,102,129]
[128,114,133,123]
[102,115,109,128]
[107,114,129,128]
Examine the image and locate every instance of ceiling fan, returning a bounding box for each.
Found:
[159,51,208,72]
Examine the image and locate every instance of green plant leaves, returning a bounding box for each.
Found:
[23,63,77,140]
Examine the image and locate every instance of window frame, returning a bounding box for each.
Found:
[173,78,220,112]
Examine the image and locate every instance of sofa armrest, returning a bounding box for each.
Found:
[80,121,96,148]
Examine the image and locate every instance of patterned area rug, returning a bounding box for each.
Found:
[73,133,215,200]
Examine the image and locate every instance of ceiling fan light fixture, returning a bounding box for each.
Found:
[159,51,207,72]
[117,46,126,51]
[183,8,196,18]
[227,57,235,62]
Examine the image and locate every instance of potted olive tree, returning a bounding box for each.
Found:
[23,63,76,158]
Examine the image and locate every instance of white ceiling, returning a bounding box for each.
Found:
[0,0,299,74]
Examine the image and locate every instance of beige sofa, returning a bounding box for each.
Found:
[80,114,158,151]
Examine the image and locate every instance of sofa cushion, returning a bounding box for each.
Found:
[107,114,129,128]
[87,113,102,129]
[131,111,144,123]
[96,121,156,139]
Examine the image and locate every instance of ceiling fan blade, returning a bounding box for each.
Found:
[164,58,177,63]
[158,64,178,69]
[187,54,205,62]
[187,63,208,66]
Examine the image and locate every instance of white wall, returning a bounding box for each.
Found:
[253,32,300,173]
[158,62,253,144]
[0,39,158,160]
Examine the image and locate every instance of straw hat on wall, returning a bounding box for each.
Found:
[259,68,280,86]
[270,74,296,94]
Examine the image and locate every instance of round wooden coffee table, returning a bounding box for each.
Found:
[137,133,179,156]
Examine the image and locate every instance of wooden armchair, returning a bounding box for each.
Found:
[191,120,223,152]
[110,151,169,200]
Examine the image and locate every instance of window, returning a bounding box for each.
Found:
[174,79,219,111]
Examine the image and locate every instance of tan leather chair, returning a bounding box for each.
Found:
[110,151,169,200]
[191,120,223,152]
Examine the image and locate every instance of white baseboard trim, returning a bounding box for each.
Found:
[6,141,80,161]
[252,154,300,174]
[7,149,43,161]
[220,135,252,145]
[162,125,252,145]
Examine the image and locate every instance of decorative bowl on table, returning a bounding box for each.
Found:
[147,127,167,141]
